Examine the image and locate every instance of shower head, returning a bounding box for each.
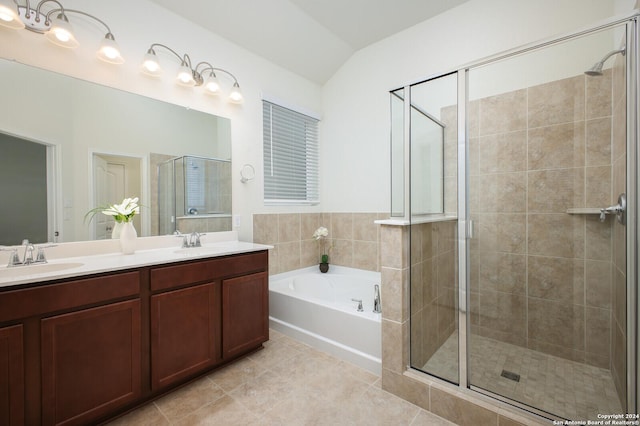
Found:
[585,46,626,76]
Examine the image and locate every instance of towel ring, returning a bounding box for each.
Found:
[240,164,255,183]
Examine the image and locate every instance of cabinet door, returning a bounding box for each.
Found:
[150,283,220,390]
[222,272,269,358]
[0,325,24,426]
[41,299,141,426]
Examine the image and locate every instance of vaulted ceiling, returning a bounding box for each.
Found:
[149,0,471,84]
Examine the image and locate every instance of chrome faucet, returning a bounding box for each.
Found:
[22,239,35,265]
[190,232,203,247]
[176,231,205,248]
[373,284,382,313]
[3,239,53,267]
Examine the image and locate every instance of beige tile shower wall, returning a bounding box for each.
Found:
[610,51,627,409]
[410,221,458,368]
[467,70,614,368]
[380,223,544,426]
[253,213,386,275]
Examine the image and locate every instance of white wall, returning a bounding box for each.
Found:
[0,0,636,241]
[321,0,635,213]
[0,0,322,241]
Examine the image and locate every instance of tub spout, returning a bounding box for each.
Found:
[373,284,382,314]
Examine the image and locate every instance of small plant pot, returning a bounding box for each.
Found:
[319,262,329,273]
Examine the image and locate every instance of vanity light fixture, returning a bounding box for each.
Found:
[0,0,124,63]
[141,43,243,104]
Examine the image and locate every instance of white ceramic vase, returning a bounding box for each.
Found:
[111,221,123,239]
[119,221,137,254]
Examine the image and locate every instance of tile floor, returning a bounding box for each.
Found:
[108,329,455,425]
[423,332,623,421]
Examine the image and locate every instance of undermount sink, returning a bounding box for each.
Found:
[0,262,84,278]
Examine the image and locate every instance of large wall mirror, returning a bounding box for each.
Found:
[0,59,232,245]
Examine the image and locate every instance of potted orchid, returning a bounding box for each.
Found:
[313,226,331,273]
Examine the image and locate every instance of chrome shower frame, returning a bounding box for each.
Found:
[457,12,640,416]
[626,15,638,414]
[396,8,640,421]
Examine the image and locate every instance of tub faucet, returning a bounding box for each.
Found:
[373,284,382,314]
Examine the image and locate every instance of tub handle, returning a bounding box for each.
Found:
[351,298,364,312]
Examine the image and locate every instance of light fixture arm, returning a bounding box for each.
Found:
[45,7,113,35]
[148,43,188,66]
[195,61,216,76]
[196,63,239,84]
[32,0,66,22]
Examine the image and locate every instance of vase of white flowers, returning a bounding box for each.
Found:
[119,220,138,254]
[313,226,331,273]
[86,197,140,254]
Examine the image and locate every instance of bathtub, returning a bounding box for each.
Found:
[269,265,382,375]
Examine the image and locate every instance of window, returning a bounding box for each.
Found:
[263,100,319,204]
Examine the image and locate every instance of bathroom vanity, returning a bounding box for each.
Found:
[0,241,269,426]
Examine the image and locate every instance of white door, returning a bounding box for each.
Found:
[93,155,127,239]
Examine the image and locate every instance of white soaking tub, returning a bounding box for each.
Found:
[269,265,382,374]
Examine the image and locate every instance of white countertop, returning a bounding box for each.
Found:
[0,234,271,289]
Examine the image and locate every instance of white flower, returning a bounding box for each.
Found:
[312,226,329,240]
[101,197,140,222]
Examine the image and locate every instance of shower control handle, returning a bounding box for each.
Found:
[351,298,363,312]
[600,193,626,225]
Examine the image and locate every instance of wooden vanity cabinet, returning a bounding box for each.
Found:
[148,250,268,391]
[0,249,268,425]
[150,282,221,390]
[41,299,142,426]
[0,270,141,426]
[222,272,269,359]
[0,324,24,426]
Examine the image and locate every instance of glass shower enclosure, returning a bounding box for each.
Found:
[158,155,232,235]
[393,14,637,422]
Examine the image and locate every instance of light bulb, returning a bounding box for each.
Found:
[176,64,195,87]
[0,1,24,29]
[97,34,124,64]
[204,73,220,94]
[229,82,243,103]
[44,14,79,48]
[140,51,162,76]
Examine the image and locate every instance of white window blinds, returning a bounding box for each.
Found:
[263,100,319,204]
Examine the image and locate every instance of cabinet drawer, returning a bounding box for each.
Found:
[0,271,140,323]
[151,251,268,292]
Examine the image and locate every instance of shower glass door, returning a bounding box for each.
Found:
[466,23,630,420]
[407,73,459,384]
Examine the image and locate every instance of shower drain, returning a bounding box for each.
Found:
[500,370,521,382]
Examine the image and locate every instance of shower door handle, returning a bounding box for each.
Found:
[600,193,626,225]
